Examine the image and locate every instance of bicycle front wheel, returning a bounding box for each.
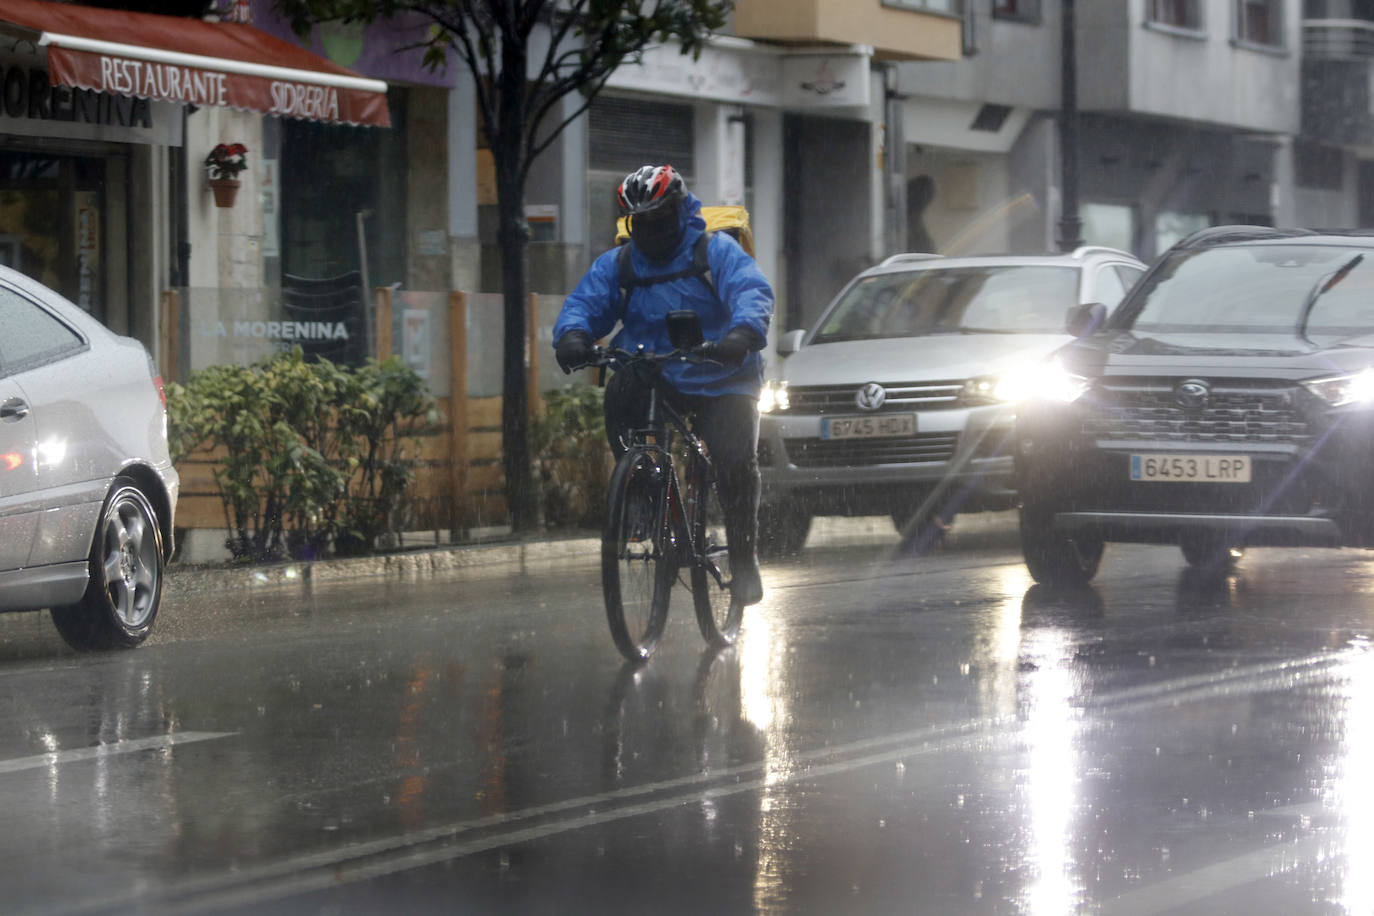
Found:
[602,449,675,662]
[689,459,742,647]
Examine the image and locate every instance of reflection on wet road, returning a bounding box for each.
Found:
[1,516,1373,914]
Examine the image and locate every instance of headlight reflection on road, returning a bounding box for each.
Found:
[1335,644,1374,913]
[1020,627,1084,916]
[740,597,801,913]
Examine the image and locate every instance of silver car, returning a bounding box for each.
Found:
[0,266,178,649]
[757,246,1146,555]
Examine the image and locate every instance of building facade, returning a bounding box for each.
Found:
[8,0,1370,379]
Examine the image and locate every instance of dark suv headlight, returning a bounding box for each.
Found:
[1303,370,1374,408]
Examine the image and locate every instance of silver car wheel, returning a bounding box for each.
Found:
[99,487,161,629]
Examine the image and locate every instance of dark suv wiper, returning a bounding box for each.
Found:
[1297,253,1364,343]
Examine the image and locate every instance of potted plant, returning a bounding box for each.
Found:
[205,142,248,207]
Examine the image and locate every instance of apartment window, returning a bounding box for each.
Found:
[1235,0,1282,46]
[1148,0,1203,30]
[993,0,1040,23]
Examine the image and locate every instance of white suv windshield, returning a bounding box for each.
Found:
[812,265,1079,344]
[1130,244,1374,335]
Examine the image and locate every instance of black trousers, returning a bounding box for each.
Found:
[603,368,760,559]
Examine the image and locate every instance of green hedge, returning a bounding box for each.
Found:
[167,348,437,563]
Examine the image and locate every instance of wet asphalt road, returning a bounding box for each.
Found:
[2,514,1374,915]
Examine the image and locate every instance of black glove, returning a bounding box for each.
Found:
[555,330,595,374]
[695,326,760,367]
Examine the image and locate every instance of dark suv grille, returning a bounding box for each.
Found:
[787,382,964,414]
[1082,380,1310,444]
[784,433,959,467]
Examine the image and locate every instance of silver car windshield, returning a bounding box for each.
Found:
[811,265,1079,344]
[1130,244,1374,335]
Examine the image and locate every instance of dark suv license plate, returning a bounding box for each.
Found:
[1130,454,1251,483]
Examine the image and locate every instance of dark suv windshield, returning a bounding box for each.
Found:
[811,265,1079,344]
[1126,243,1374,336]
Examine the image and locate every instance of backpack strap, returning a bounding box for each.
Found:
[616,233,722,314]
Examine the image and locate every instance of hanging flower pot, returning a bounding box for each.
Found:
[209,177,240,208]
[204,142,249,208]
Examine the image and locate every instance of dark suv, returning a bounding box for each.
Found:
[1014,227,1374,586]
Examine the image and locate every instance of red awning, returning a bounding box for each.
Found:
[0,0,390,128]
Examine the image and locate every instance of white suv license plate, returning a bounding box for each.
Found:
[1130,454,1251,483]
[822,413,916,441]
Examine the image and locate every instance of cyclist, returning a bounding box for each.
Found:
[552,164,774,605]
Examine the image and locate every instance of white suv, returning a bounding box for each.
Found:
[757,246,1147,555]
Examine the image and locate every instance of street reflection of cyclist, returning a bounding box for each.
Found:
[552,165,775,605]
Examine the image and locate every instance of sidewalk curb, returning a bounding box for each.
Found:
[164,512,1021,594]
[167,535,602,593]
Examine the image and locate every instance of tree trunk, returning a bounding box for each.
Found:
[493,40,538,534]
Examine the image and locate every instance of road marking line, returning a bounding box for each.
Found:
[25,650,1361,915]
[1080,652,1351,716]
[149,730,1021,916]
[1103,834,1327,915]
[0,732,235,776]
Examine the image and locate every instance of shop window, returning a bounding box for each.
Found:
[1156,210,1210,253]
[1295,141,1344,190]
[0,152,107,319]
[883,0,961,12]
[1081,202,1137,254]
[280,88,407,288]
[1236,0,1283,46]
[1148,0,1203,31]
[993,0,1040,24]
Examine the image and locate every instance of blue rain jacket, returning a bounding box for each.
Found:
[552,194,774,397]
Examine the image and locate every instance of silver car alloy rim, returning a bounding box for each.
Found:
[100,489,159,628]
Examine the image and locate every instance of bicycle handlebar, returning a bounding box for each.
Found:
[580,345,722,371]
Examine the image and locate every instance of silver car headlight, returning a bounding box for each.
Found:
[758,379,790,414]
[1303,369,1374,407]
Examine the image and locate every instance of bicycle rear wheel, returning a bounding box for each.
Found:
[602,449,675,662]
[689,458,742,647]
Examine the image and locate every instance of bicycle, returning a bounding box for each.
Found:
[580,342,744,663]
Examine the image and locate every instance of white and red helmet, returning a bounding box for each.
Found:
[617,165,686,216]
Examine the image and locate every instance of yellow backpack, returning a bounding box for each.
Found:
[616,204,755,257]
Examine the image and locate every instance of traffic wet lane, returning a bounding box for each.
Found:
[1,523,1373,913]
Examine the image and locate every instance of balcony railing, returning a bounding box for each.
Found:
[1303,18,1374,60]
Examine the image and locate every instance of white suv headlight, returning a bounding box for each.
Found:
[1303,369,1374,407]
[758,379,790,413]
[993,359,1090,404]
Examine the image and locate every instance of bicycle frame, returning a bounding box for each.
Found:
[613,357,723,586]
[592,344,740,661]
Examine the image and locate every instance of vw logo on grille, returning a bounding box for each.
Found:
[1175,378,1211,410]
[855,382,887,411]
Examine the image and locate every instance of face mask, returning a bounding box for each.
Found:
[630,206,683,262]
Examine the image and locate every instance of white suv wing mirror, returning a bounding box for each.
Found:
[777,329,805,357]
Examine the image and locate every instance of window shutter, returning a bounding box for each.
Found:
[589,96,695,178]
